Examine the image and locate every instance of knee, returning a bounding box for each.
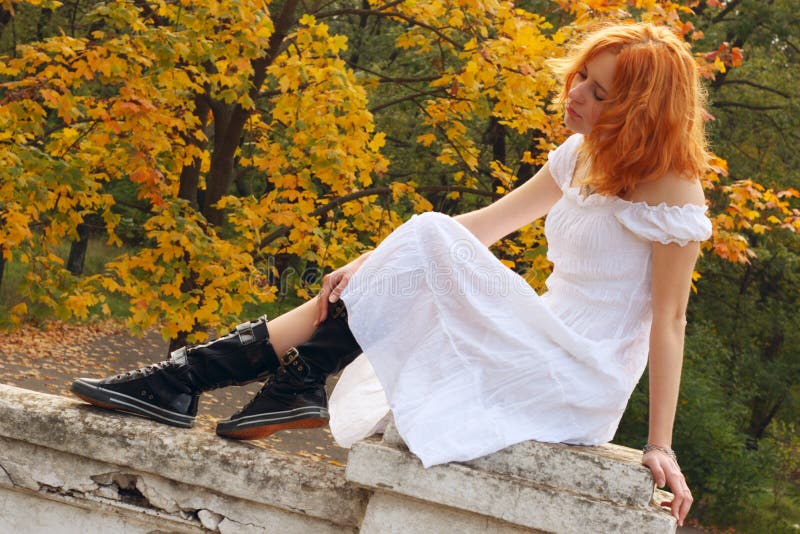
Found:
[414,211,451,226]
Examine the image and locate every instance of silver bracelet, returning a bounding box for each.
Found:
[642,443,677,462]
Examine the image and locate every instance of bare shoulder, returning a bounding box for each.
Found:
[628,170,706,207]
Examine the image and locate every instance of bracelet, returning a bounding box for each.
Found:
[642,443,677,462]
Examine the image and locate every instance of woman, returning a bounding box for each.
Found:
[72,22,709,526]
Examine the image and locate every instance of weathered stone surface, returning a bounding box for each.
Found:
[360,492,541,534]
[347,438,676,534]
[0,464,13,486]
[0,421,355,534]
[198,509,225,530]
[218,517,264,534]
[464,440,655,508]
[0,435,106,493]
[384,420,655,508]
[1,383,678,534]
[0,383,368,527]
[380,418,406,448]
[0,485,204,533]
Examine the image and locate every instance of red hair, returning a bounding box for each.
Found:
[549,23,710,196]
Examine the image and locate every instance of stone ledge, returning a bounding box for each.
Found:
[1,383,676,533]
[0,383,368,531]
[354,423,676,534]
[0,434,350,533]
[384,421,655,508]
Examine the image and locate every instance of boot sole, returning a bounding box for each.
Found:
[71,379,195,428]
[216,407,329,440]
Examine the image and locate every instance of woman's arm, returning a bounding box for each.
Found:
[455,162,562,247]
[644,239,698,526]
[636,173,706,526]
[318,163,561,323]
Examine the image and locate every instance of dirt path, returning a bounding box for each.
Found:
[0,321,349,464]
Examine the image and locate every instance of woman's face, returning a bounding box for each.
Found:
[564,50,617,135]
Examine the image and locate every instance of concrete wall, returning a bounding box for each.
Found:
[0,384,675,533]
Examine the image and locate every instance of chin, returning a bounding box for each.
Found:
[564,117,587,135]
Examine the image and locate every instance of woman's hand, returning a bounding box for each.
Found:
[314,251,372,326]
[642,449,693,526]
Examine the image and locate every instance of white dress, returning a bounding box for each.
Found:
[333,134,713,468]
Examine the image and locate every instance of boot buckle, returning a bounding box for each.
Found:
[278,347,300,366]
[236,321,256,345]
[170,346,188,365]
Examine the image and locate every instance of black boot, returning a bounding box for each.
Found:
[71,316,282,428]
[216,300,361,440]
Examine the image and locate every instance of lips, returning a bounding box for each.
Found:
[566,104,581,119]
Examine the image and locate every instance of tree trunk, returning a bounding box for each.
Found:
[747,393,786,448]
[167,250,198,356]
[486,117,508,196]
[168,0,301,350]
[168,333,190,354]
[36,7,52,41]
[200,0,300,227]
[487,116,506,164]
[515,135,541,187]
[177,95,211,208]
[67,223,91,275]
[0,6,12,29]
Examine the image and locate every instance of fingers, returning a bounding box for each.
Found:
[678,488,693,526]
[643,452,692,526]
[668,473,693,526]
[661,460,692,526]
[643,454,666,487]
[669,486,692,526]
[328,270,351,304]
[314,275,333,326]
[314,270,351,326]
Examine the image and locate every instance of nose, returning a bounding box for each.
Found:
[568,79,587,103]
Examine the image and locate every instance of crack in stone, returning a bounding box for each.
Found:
[89,471,232,529]
[89,472,148,507]
[220,516,263,530]
[0,461,18,488]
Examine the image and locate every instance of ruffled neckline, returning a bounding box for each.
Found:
[563,185,709,214]
[559,135,708,213]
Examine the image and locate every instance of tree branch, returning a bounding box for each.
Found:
[720,79,793,99]
[711,0,743,24]
[369,88,445,113]
[712,101,785,111]
[258,185,501,247]
[315,8,459,47]
[345,58,442,86]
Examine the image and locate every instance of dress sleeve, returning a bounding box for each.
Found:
[547,134,584,191]
[615,202,713,246]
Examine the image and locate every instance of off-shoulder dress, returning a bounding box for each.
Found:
[331,133,713,467]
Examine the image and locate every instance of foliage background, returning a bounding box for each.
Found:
[0,0,798,529]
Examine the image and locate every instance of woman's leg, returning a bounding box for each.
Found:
[216,299,363,440]
[262,296,319,356]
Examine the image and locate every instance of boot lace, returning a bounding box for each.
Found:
[110,360,176,382]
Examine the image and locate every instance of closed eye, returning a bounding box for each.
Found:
[576,70,605,101]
